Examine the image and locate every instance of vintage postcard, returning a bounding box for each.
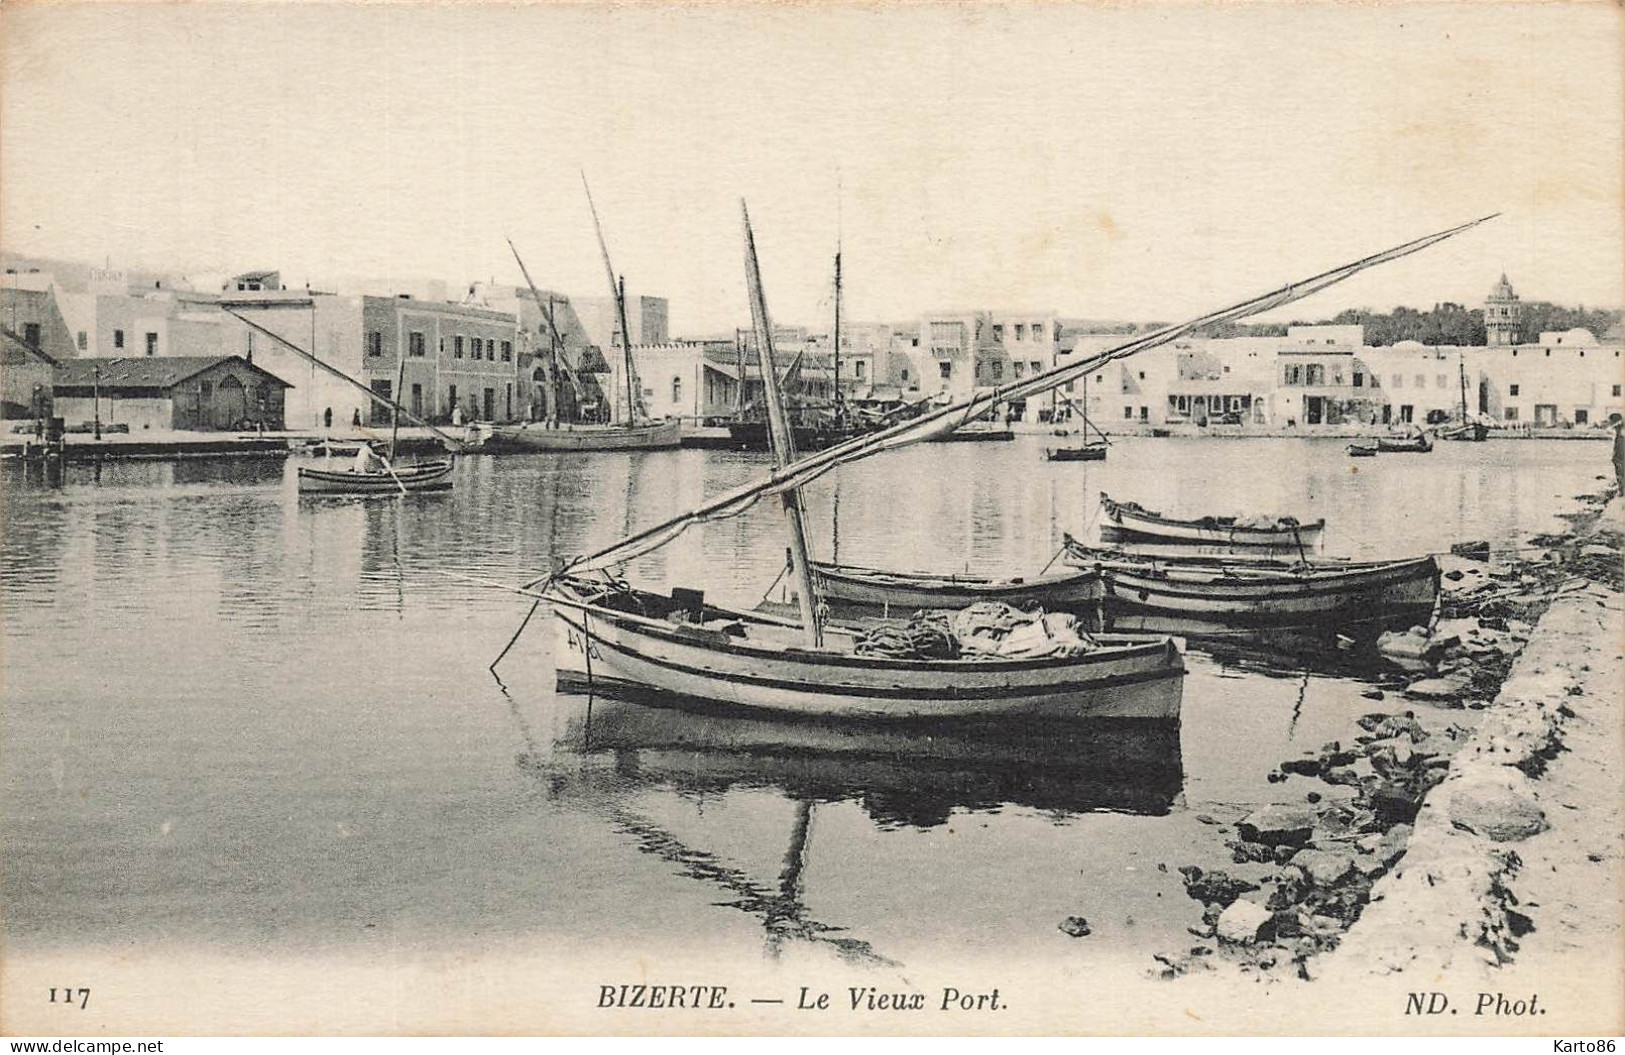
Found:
[1,0,1621,1039]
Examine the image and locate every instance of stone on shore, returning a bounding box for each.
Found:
[1447,771,1549,842]
[1404,675,1470,701]
[1237,804,1317,847]
[1291,848,1357,886]
[1059,915,1092,937]
[1180,866,1260,905]
[1215,899,1273,944]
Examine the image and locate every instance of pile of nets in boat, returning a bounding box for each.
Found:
[852,601,1097,660]
[1233,513,1303,529]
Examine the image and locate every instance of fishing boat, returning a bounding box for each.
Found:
[490,182,683,453]
[1347,442,1378,458]
[1438,353,1488,442]
[1045,376,1110,461]
[492,419,680,452]
[1062,536,1439,631]
[547,576,1183,721]
[297,458,454,495]
[480,214,1496,724]
[1098,492,1325,548]
[1375,431,1433,453]
[809,561,1104,617]
[931,419,1015,442]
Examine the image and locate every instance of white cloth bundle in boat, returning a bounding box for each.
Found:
[950,602,1097,659]
[1234,513,1300,530]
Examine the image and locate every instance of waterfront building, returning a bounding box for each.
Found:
[606,341,838,423]
[0,282,79,363]
[913,310,1058,420]
[573,293,670,354]
[473,284,601,422]
[218,292,521,428]
[1,326,59,420]
[51,355,290,431]
[1478,328,1622,427]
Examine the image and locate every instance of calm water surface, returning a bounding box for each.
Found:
[1,437,1608,970]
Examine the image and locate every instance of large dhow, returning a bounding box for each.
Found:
[1098,491,1326,548]
[1063,536,1440,636]
[219,306,467,496]
[476,211,1495,721]
[490,179,681,453]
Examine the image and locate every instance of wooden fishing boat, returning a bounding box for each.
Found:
[810,561,1104,615]
[547,577,1184,721]
[1437,422,1488,442]
[1347,442,1378,457]
[930,420,1014,442]
[1375,432,1433,453]
[1098,492,1325,547]
[1046,442,1108,462]
[490,419,681,452]
[297,458,453,495]
[1063,537,1438,629]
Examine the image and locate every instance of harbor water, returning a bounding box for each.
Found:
[0,437,1609,974]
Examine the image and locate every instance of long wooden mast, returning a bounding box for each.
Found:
[582,173,642,426]
[742,201,822,647]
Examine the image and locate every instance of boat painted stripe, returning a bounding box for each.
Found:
[1105,563,1438,601]
[558,612,1184,698]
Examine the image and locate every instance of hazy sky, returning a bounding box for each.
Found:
[3,3,1621,335]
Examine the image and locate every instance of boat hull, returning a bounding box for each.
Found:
[296,459,453,494]
[1375,436,1433,453]
[1101,555,1439,628]
[1046,444,1108,462]
[1100,494,1325,548]
[547,584,1183,722]
[491,419,682,452]
[1437,423,1488,442]
[811,562,1104,617]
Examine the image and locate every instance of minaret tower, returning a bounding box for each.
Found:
[1485,272,1521,347]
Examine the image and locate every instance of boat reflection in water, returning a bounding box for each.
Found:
[530,691,1185,829]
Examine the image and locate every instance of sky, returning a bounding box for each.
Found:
[3,2,1621,336]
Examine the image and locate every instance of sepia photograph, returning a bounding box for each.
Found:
[1,0,1621,1039]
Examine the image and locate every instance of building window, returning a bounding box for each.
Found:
[501,340,512,362]
[1123,406,1133,419]
[671,376,682,404]
[1029,360,1041,375]
[488,340,496,362]
[1413,374,1425,388]
[1138,371,1145,381]
[1436,374,1449,388]
[1575,409,1589,425]
[901,368,910,381]
[1505,407,1519,421]
[145,332,158,357]
[991,324,1004,342]
[76,330,87,351]
[1509,384,1520,396]
[409,331,426,357]
[1353,372,1364,387]
[410,383,423,417]
[855,360,866,378]
[1139,406,1148,422]
[1391,374,1403,389]
[989,361,1003,381]
[366,331,382,357]
[448,384,458,415]
[454,336,464,359]
[22,322,41,348]
[1014,362,1027,379]
[1613,384,1621,397]
[472,337,483,359]
[1032,322,1044,339]
[1014,324,1025,341]
[938,362,951,380]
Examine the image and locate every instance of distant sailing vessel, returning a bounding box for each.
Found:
[490,181,681,453]
[1438,354,1488,442]
[1098,492,1325,548]
[1045,375,1110,461]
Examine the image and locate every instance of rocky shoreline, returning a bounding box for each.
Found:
[1108,481,1623,983]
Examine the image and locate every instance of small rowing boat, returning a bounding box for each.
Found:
[297,458,454,495]
[1347,442,1378,458]
[810,561,1104,617]
[1046,442,1108,462]
[547,576,1185,722]
[1375,432,1433,453]
[1062,536,1439,631]
[1098,492,1325,548]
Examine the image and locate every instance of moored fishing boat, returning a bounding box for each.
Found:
[1437,422,1488,442]
[1375,432,1433,453]
[547,576,1184,721]
[1046,442,1108,462]
[1062,536,1439,631]
[490,419,681,452]
[810,561,1104,616]
[1347,442,1378,457]
[1098,492,1325,548]
[297,458,454,495]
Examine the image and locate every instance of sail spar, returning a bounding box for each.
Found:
[530,213,1497,585]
